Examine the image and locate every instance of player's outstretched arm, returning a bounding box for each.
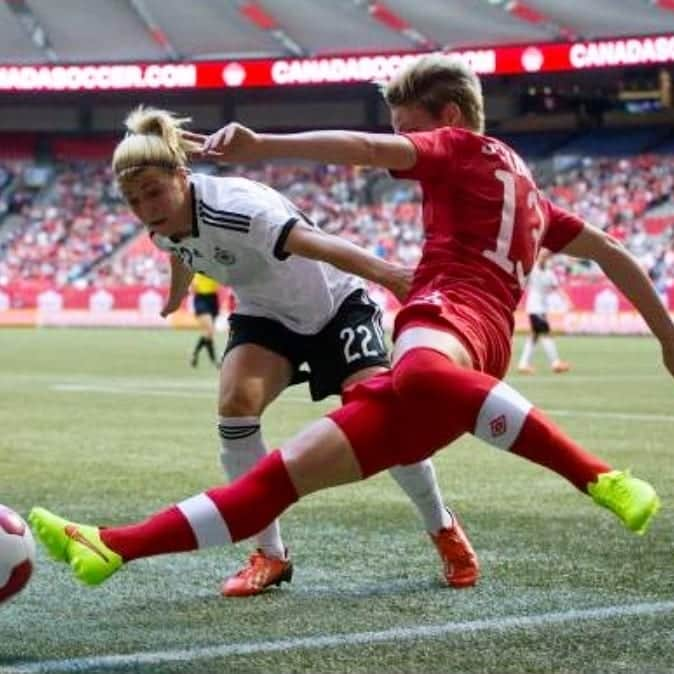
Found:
[284,223,413,302]
[161,254,194,317]
[562,223,674,376]
[182,126,417,170]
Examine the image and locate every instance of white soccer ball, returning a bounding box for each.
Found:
[0,505,35,604]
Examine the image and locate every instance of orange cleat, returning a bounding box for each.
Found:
[552,360,571,373]
[430,519,480,589]
[221,549,293,597]
[517,365,535,375]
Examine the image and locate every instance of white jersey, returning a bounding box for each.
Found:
[525,265,558,315]
[152,173,362,334]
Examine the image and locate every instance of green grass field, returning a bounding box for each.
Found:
[1,328,672,674]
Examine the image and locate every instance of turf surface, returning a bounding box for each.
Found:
[1,328,672,673]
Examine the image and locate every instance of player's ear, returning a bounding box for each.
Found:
[439,102,462,128]
[175,167,191,193]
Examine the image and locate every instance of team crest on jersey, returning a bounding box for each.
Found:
[214,246,236,266]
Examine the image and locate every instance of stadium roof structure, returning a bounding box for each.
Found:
[2,0,674,65]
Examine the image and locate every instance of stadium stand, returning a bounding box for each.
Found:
[0,129,672,294]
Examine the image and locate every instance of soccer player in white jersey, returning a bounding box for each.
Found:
[109,106,478,596]
[518,250,571,374]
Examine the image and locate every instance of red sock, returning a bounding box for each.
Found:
[392,348,610,491]
[101,505,196,561]
[204,449,298,541]
[512,407,609,491]
[330,371,466,476]
[331,375,405,477]
[101,451,298,561]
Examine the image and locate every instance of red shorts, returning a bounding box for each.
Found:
[393,288,512,379]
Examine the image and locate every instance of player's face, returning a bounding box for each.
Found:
[121,168,192,238]
[390,104,441,134]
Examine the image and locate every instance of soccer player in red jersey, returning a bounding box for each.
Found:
[30,56,672,587]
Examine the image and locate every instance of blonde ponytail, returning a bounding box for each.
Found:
[112,106,201,180]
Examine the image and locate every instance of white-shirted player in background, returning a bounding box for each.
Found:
[111,106,479,597]
[518,250,570,375]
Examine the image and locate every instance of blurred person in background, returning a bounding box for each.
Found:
[517,250,570,374]
[188,272,219,368]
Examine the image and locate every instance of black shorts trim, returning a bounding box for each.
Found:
[225,313,307,370]
[224,289,389,401]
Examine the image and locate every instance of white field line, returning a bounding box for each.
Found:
[52,383,213,398]
[4,601,673,674]
[30,373,670,385]
[50,383,674,423]
[544,409,674,422]
[6,372,667,391]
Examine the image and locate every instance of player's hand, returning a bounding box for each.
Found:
[662,340,674,378]
[160,299,181,318]
[181,124,260,162]
[385,264,414,303]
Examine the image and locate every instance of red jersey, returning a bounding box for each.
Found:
[392,127,583,325]
[390,127,584,377]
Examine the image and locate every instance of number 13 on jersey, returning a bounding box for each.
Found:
[483,169,545,289]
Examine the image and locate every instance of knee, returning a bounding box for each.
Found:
[392,348,457,401]
[218,386,263,417]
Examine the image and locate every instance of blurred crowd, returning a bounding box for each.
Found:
[0,153,672,294]
[0,162,136,286]
[546,155,674,292]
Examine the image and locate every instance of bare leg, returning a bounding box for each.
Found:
[281,418,363,495]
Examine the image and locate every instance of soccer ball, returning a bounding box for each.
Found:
[0,505,35,604]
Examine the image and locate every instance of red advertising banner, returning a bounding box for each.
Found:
[0,281,671,333]
[1,33,673,93]
[0,281,233,311]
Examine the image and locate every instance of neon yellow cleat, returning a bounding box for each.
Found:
[28,507,122,586]
[588,470,661,535]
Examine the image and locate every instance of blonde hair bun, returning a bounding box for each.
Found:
[113,105,199,179]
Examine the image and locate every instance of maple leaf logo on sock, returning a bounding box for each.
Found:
[489,414,507,437]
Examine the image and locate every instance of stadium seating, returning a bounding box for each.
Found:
[0,131,672,293]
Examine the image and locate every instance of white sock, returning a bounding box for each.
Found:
[218,416,285,559]
[518,336,535,368]
[541,337,560,365]
[388,460,453,534]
